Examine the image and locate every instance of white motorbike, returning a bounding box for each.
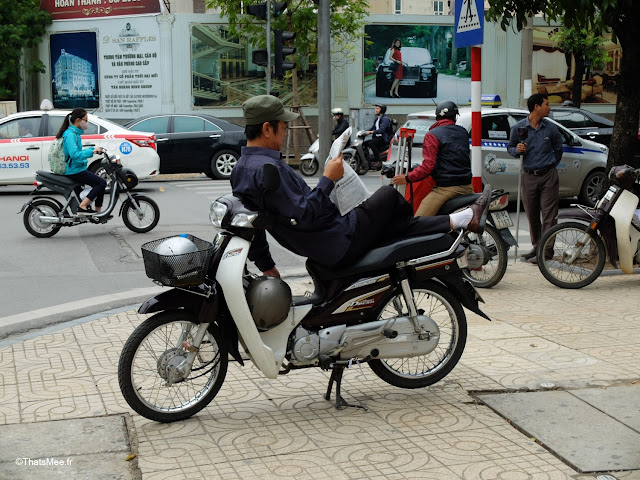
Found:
[118,164,490,422]
[537,164,640,288]
[299,136,366,176]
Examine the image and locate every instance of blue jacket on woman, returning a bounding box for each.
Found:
[63,125,95,175]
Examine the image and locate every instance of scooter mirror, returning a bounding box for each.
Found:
[262,163,281,191]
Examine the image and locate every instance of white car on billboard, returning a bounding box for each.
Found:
[0,108,160,185]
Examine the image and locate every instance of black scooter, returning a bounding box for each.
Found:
[19,150,160,238]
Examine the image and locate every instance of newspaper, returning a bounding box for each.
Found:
[325,127,371,216]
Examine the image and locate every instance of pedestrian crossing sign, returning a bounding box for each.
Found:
[454,0,484,48]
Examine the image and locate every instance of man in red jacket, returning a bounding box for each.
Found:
[392,101,474,216]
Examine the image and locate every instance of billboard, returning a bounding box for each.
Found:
[532,27,621,105]
[364,24,471,106]
[40,0,161,21]
[190,24,317,108]
[50,32,99,109]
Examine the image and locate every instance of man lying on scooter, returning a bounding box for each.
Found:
[363,103,392,170]
[230,95,491,278]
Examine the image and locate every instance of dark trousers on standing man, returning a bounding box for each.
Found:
[521,167,559,254]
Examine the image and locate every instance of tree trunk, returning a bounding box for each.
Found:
[571,56,585,108]
[607,12,640,171]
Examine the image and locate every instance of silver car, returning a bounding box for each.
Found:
[385,107,608,207]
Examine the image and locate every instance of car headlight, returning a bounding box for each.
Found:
[210,200,227,227]
[599,145,609,155]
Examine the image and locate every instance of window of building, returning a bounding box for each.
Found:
[395,0,402,15]
[193,0,205,14]
[434,1,444,15]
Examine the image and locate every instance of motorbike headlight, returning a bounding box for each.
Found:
[231,212,258,228]
[210,200,227,227]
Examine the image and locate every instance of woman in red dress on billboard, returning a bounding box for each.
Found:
[389,38,407,98]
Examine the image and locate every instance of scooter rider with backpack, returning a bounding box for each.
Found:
[57,108,106,215]
[364,103,392,170]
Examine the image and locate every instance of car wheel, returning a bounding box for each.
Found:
[578,170,605,207]
[89,161,109,182]
[210,150,239,180]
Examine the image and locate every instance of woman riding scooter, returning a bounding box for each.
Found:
[58,108,105,215]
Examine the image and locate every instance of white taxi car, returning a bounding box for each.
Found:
[0,109,160,185]
[385,106,609,207]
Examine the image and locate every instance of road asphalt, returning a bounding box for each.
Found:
[0,257,639,479]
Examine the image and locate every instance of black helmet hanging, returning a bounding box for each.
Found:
[435,101,459,119]
[375,103,387,115]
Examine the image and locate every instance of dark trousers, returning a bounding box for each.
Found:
[67,170,107,207]
[337,186,451,265]
[363,136,387,163]
[521,168,559,252]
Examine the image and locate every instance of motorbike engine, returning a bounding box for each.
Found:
[290,325,346,364]
[467,243,489,269]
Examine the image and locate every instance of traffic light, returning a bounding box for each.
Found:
[272,2,287,17]
[274,29,296,78]
[251,49,269,67]
[246,2,267,20]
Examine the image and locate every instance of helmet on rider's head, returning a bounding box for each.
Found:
[246,276,292,331]
[435,101,459,119]
[374,104,387,115]
[331,107,343,115]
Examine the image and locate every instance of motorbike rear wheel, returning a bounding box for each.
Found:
[118,311,228,422]
[368,281,467,388]
[299,158,319,176]
[23,198,62,238]
[122,195,160,233]
[463,224,508,288]
[537,221,606,289]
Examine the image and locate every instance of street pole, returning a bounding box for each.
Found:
[317,0,331,170]
[266,0,271,95]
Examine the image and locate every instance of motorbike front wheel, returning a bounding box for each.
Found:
[122,195,160,233]
[23,198,62,238]
[299,158,319,176]
[537,221,606,289]
[463,224,508,288]
[118,311,228,422]
[368,281,467,388]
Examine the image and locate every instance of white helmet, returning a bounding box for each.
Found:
[331,107,343,115]
[153,235,198,256]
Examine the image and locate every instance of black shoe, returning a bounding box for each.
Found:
[520,249,536,260]
[77,206,97,216]
[369,161,382,170]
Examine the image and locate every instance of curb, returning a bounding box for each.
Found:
[0,269,312,340]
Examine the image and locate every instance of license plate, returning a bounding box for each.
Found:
[399,80,415,86]
[491,211,513,229]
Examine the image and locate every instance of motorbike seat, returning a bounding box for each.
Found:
[35,170,82,189]
[438,193,482,215]
[306,232,455,283]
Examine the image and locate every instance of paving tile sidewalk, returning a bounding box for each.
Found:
[1,261,639,479]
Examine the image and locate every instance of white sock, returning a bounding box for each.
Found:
[450,208,473,229]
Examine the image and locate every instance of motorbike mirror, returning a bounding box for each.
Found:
[262,163,281,191]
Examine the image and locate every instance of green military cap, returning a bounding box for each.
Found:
[242,95,299,125]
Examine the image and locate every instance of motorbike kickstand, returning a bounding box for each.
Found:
[325,366,367,411]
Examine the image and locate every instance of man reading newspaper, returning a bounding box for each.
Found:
[230,95,490,278]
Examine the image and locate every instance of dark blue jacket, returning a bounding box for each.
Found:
[368,114,392,144]
[230,146,357,271]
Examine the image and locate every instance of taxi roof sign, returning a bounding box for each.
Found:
[465,94,502,107]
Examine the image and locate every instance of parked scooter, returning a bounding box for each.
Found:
[536,164,640,288]
[19,150,160,238]
[117,163,490,422]
[383,163,515,288]
[299,136,365,177]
